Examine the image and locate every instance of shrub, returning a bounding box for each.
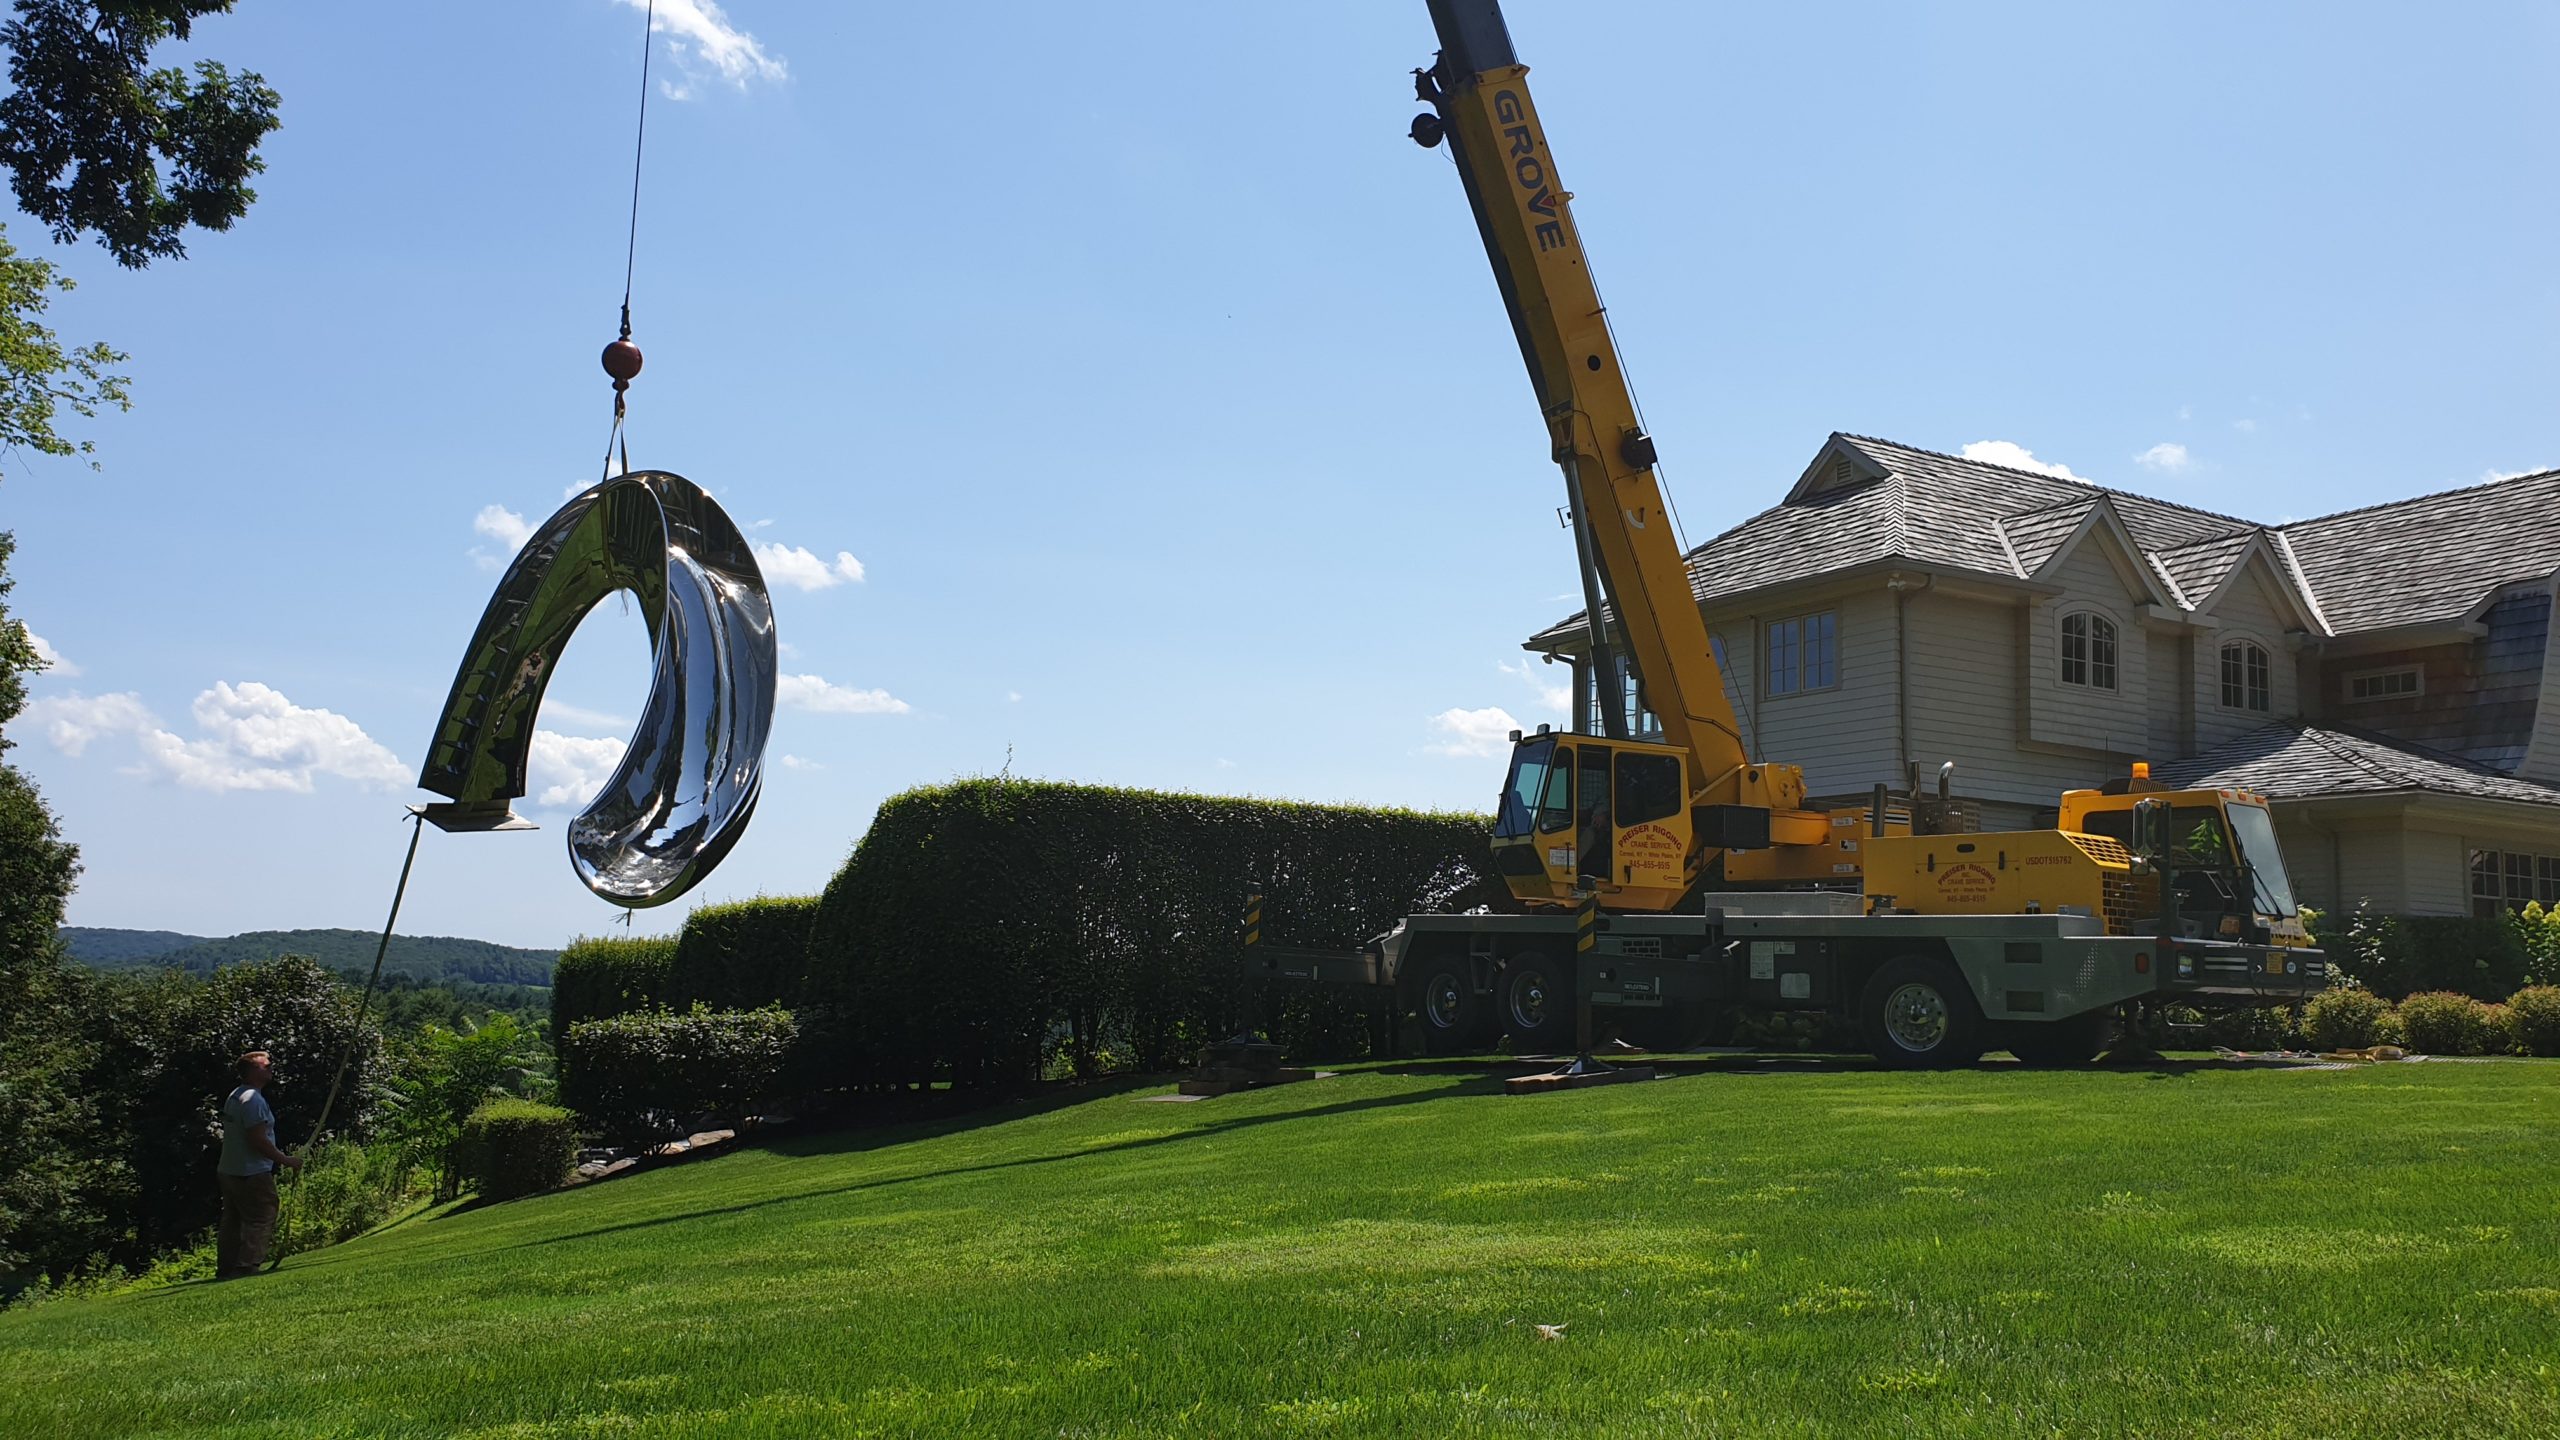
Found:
[550,935,677,1038]
[2396,991,2493,1055]
[668,897,819,1013]
[2197,1005,2298,1051]
[559,1004,796,1146]
[2302,987,2394,1050]
[2324,908,2529,1000]
[274,1140,411,1257]
[805,780,1507,1090]
[2508,986,2560,1057]
[2476,1003,2520,1057]
[2518,905,2560,988]
[456,1099,578,1201]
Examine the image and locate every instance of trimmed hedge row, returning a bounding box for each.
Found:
[805,780,1506,1089]
[550,935,676,1038]
[457,1099,578,1200]
[2294,983,2560,1056]
[559,1005,797,1145]
[667,897,818,1013]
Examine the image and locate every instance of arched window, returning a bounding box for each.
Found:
[2060,611,2117,690]
[2220,640,2271,712]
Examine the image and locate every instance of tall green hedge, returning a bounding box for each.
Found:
[549,935,677,1039]
[804,780,1504,1090]
[668,897,819,1013]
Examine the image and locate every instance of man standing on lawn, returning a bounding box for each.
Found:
[216,1050,302,1277]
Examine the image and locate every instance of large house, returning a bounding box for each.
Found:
[1525,434,2560,920]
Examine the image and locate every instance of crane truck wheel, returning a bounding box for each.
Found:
[1860,955,1986,1069]
[1501,954,1578,1056]
[1412,962,1494,1056]
[2004,1009,2111,1067]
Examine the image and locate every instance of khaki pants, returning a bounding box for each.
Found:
[217,1171,280,1277]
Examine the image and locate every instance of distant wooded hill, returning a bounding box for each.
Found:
[59,928,559,987]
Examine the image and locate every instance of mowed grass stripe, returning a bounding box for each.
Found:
[7,1062,2557,1438]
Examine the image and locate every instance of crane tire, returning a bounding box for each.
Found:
[1501,953,1578,1056]
[1413,962,1491,1056]
[1860,954,1986,1069]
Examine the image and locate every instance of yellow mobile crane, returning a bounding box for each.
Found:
[1254,1,2323,1069]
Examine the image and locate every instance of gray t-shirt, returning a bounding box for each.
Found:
[218,1085,277,1177]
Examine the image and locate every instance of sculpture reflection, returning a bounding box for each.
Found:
[417,471,776,908]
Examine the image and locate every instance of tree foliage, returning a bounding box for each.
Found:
[0,0,279,268]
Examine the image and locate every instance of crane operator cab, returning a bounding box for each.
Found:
[1491,728,1697,910]
[2059,775,2312,948]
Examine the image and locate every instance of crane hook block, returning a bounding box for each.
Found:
[1409,112,1446,149]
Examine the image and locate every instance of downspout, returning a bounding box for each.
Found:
[1885,572,1933,785]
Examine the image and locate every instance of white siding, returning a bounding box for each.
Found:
[2147,629,2190,759]
[1903,589,2118,814]
[2278,818,2417,915]
[1705,587,1901,799]
[2194,563,2301,748]
[2404,828,2471,916]
[2025,539,2150,754]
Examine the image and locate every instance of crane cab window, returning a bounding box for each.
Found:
[1577,745,1613,877]
[1496,737,1577,838]
[1615,751,1682,826]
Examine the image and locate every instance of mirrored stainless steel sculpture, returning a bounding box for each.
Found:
[417,471,776,908]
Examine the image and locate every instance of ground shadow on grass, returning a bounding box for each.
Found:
[493,1072,1513,1255]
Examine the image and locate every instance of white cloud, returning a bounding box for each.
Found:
[754,543,866,591]
[2177,404,2192,422]
[474,504,534,552]
[22,629,78,677]
[2482,465,2548,483]
[1960,440,2087,482]
[1427,705,1523,759]
[540,701,631,734]
[1498,656,1572,718]
[616,0,786,97]
[1006,690,1023,704]
[31,683,407,793]
[22,691,152,756]
[2232,418,2259,434]
[2134,442,2191,473]
[776,673,910,715]
[778,753,823,771]
[529,730,628,808]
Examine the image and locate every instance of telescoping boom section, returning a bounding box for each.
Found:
[1415,1,1852,907]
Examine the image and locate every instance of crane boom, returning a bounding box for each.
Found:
[1417,2,1750,790]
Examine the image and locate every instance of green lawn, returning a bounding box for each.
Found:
[9,1058,2558,1438]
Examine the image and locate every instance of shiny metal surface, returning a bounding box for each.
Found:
[417,470,776,908]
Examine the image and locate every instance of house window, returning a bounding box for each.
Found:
[2470,849,2560,918]
[2219,640,2270,712]
[2348,667,2421,702]
[1580,654,1662,739]
[1767,610,1837,697]
[2060,612,2118,690]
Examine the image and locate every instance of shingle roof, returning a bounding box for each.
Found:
[2154,722,2560,810]
[2154,532,2256,607]
[1528,437,2560,649]
[1998,497,2097,574]
[1529,434,2257,645]
[2278,468,2560,633]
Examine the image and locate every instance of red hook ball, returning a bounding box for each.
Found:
[602,337,645,384]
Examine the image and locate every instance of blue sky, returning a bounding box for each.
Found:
[6,1,2554,948]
